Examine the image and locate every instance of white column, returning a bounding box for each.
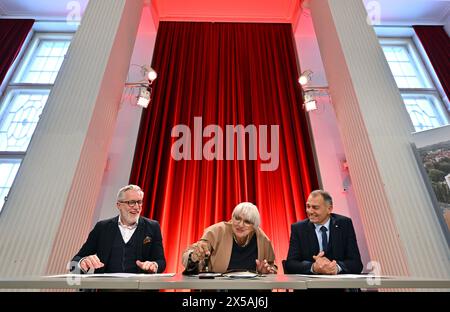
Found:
[309,0,450,278]
[0,0,144,276]
[93,5,157,223]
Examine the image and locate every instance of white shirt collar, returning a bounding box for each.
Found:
[314,217,331,231]
[118,215,139,230]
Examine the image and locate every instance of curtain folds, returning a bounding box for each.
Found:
[130,22,318,273]
[0,19,34,85]
[413,25,450,101]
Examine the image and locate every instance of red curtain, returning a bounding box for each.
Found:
[413,25,450,101]
[130,22,318,273]
[0,19,34,85]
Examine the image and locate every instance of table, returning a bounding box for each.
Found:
[0,274,449,290]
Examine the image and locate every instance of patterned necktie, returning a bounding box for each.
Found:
[320,226,328,252]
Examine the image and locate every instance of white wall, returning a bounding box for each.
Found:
[0,0,145,276]
[310,0,450,278]
[293,10,371,268]
[92,5,158,224]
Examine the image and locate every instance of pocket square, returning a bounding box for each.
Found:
[143,236,152,245]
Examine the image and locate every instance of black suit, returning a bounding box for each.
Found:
[285,213,363,274]
[71,216,166,273]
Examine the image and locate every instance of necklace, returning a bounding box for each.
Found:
[233,233,251,247]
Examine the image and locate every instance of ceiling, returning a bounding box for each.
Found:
[361,0,449,25]
[152,0,301,24]
[0,0,89,21]
[0,0,448,26]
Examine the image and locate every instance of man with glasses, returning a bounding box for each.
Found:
[182,202,277,274]
[71,184,166,274]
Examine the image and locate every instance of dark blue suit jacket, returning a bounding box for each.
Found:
[71,216,166,273]
[285,213,363,274]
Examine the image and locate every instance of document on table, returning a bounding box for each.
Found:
[294,274,384,279]
[46,273,176,278]
[222,271,259,279]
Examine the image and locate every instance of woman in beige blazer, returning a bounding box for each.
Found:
[182,202,277,274]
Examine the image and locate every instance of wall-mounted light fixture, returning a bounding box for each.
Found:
[298,69,313,86]
[302,87,330,112]
[303,90,317,112]
[298,69,330,112]
[124,65,157,108]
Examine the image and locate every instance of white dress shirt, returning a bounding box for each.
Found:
[118,216,138,243]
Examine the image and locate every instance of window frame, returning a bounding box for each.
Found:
[379,36,449,132]
[11,33,73,85]
[0,31,73,213]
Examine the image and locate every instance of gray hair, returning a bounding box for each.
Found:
[310,190,333,206]
[117,184,144,201]
[232,202,261,228]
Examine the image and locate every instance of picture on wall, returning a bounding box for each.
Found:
[416,140,450,239]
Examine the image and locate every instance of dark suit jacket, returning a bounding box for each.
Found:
[285,213,363,274]
[71,216,166,273]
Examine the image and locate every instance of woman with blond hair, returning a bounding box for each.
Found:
[182,202,276,274]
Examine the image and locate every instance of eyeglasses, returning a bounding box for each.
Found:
[233,216,253,226]
[118,200,143,207]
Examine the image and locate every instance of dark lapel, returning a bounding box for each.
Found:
[134,217,145,260]
[306,221,320,258]
[329,214,339,257]
[100,216,119,263]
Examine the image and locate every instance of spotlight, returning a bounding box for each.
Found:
[304,99,317,112]
[142,65,157,83]
[298,70,313,86]
[124,64,158,108]
[303,90,317,112]
[147,67,157,83]
[137,87,151,108]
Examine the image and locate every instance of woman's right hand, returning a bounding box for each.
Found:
[190,240,210,262]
